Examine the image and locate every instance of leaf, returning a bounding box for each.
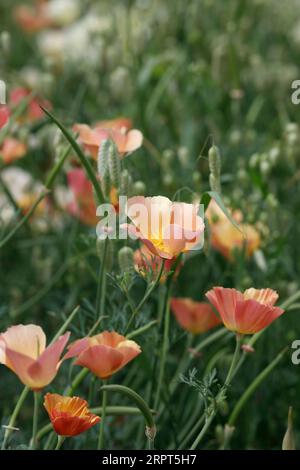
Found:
[201,190,242,233]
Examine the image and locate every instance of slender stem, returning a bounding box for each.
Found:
[127,320,158,340]
[190,334,242,449]
[193,328,231,353]
[96,237,108,319]
[1,386,29,449]
[125,260,165,334]
[97,382,108,450]
[64,368,89,396]
[154,293,171,409]
[30,391,40,450]
[228,347,287,427]
[55,436,66,450]
[224,334,242,387]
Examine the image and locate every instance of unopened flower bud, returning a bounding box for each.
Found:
[118,246,134,274]
[208,145,221,192]
[132,181,146,196]
[108,141,121,189]
[98,139,112,198]
[120,169,132,196]
[282,407,296,450]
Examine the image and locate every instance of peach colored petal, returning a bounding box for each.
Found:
[171,298,221,334]
[206,287,243,331]
[243,288,279,306]
[235,300,284,334]
[27,332,70,389]
[0,324,46,363]
[4,347,36,386]
[74,345,124,379]
[123,129,143,153]
[64,337,90,360]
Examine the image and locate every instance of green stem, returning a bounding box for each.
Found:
[30,392,40,450]
[193,328,231,353]
[96,238,108,320]
[228,347,287,427]
[97,382,108,450]
[54,436,66,450]
[224,334,242,387]
[126,320,158,340]
[125,259,166,334]
[154,293,171,409]
[190,334,242,449]
[100,384,156,447]
[41,107,104,204]
[1,386,29,449]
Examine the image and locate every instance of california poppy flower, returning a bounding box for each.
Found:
[0,105,10,129]
[64,331,141,379]
[171,298,221,334]
[0,324,70,390]
[73,123,143,160]
[95,117,132,132]
[206,200,260,260]
[0,138,27,164]
[66,168,98,226]
[205,287,284,335]
[44,393,100,437]
[124,196,205,260]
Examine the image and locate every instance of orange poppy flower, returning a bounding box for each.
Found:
[0,105,10,129]
[0,138,27,164]
[44,393,100,437]
[171,298,221,334]
[73,123,143,160]
[0,324,70,390]
[64,331,141,379]
[205,287,284,335]
[124,196,205,260]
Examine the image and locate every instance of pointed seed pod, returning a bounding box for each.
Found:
[98,139,112,198]
[108,140,121,189]
[208,145,221,192]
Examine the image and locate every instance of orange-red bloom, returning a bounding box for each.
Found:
[124,196,205,260]
[171,298,221,334]
[44,393,100,437]
[205,287,284,334]
[73,123,143,160]
[0,105,10,129]
[206,200,260,260]
[95,117,132,132]
[64,331,141,379]
[0,138,27,164]
[0,324,70,390]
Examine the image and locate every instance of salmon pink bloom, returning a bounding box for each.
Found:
[44,393,100,437]
[67,168,98,226]
[206,200,260,260]
[0,138,27,164]
[124,196,205,260]
[210,220,260,260]
[171,298,221,334]
[10,87,51,122]
[95,117,132,132]
[0,324,70,390]
[0,105,10,129]
[205,287,284,335]
[73,123,143,159]
[64,331,141,379]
